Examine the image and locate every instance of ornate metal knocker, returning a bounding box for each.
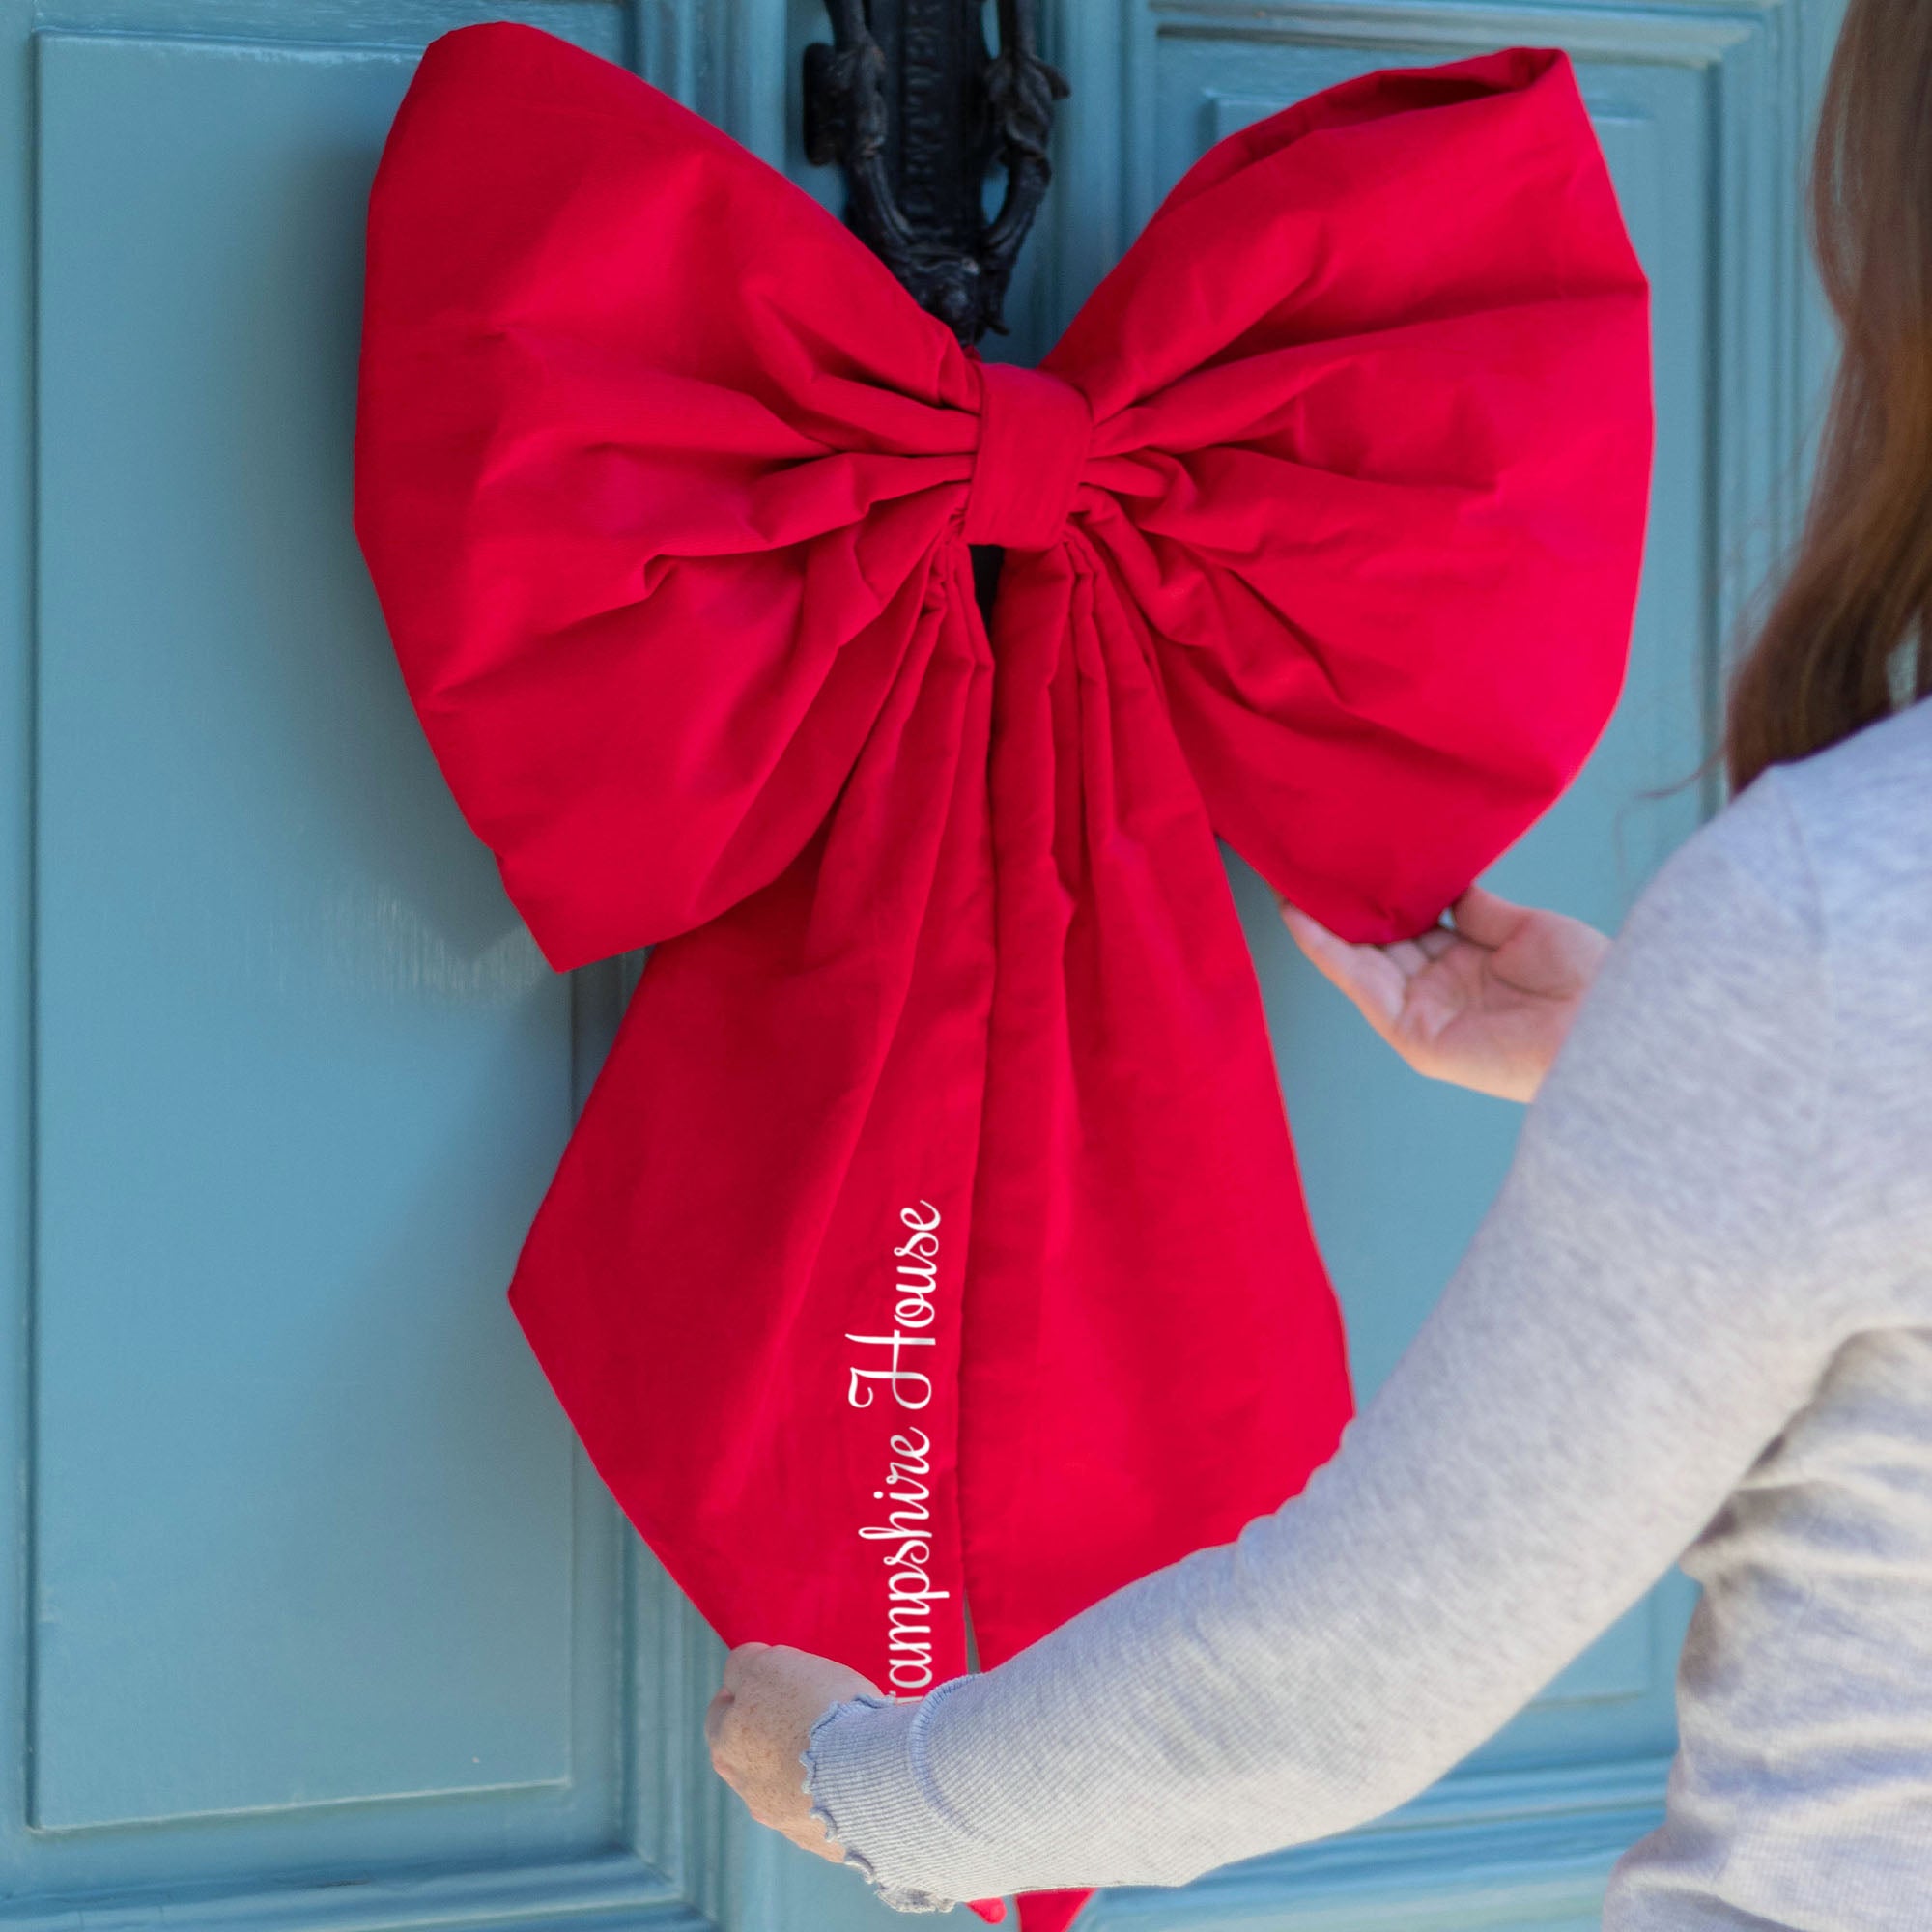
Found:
[804,0,1068,347]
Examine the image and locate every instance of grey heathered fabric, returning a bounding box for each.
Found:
[799,695,1932,1928]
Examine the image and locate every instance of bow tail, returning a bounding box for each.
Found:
[501,546,999,1698]
[962,541,1355,1930]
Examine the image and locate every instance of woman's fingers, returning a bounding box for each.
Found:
[1275,900,1354,987]
[1382,937,1432,978]
[1279,902,1463,1026]
[1448,882,1527,948]
[1457,894,1612,1003]
[1275,898,1340,967]
[721,1641,771,1689]
[702,1686,730,1753]
[1278,901,1406,1035]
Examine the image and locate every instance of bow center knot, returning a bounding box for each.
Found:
[963,362,1091,552]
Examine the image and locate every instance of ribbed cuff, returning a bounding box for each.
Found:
[798,1683,990,1915]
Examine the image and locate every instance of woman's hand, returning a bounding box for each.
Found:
[704,1641,886,1862]
[1277,885,1609,1103]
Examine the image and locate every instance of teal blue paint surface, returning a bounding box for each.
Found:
[0,2,1841,1928]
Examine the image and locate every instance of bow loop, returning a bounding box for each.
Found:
[353,19,989,970]
[1051,44,1652,945]
[963,361,1091,550]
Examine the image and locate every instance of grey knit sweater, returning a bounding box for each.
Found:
[798,693,1932,1928]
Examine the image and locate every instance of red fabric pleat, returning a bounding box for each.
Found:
[353,26,1651,1927]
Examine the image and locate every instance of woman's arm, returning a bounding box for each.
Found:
[795,769,1862,1910]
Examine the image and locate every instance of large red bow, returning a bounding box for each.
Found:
[355,24,1649,1929]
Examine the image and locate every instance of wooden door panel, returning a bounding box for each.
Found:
[1,8,713,1923]
[33,28,578,1831]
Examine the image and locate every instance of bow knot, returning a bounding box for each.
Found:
[962,359,1091,550]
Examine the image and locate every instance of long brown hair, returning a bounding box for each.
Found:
[1723,0,1932,793]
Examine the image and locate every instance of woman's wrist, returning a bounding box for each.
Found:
[799,1679,987,1912]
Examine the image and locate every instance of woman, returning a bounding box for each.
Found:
[704,1,1932,1922]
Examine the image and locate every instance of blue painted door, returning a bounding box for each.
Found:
[0,3,1842,1929]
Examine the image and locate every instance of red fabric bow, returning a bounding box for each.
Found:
[354,24,1650,1928]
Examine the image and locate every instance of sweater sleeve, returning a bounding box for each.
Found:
[797,768,1866,1912]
